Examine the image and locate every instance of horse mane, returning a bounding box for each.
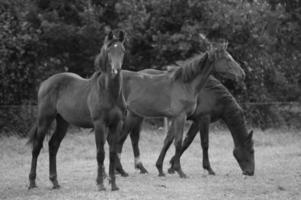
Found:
[172,52,209,82]
[94,45,107,72]
[205,76,235,103]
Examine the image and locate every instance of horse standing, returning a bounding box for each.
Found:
[116,73,254,177]
[28,31,125,191]
[117,39,246,178]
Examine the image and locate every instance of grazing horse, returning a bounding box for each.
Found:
[122,73,254,176]
[27,31,125,191]
[167,76,254,176]
[117,40,245,178]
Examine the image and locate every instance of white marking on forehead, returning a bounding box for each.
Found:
[114,43,118,48]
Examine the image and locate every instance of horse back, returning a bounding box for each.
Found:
[38,72,93,127]
[122,70,197,117]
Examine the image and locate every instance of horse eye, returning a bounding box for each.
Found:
[250,149,254,154]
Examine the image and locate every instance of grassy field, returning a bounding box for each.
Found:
[0,127,301,200]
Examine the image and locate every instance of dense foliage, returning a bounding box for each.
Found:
[0,0,300,133]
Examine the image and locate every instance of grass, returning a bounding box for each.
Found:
[0,127,301,200]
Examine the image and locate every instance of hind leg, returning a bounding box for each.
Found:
[199,116,215,175]
[49,115,69,189]
[29,115,54,189]
[114,112,133,177]
[129,115,147,174]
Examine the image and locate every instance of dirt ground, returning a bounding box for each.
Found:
[0,127,301,200]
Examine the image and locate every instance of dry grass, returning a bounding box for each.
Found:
[0,128,301,200]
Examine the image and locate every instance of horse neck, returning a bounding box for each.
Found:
[102,72,123,101]
[190,54,214,96]
[222,102,249,147]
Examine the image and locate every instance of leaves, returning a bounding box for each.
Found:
[0,0,300,131]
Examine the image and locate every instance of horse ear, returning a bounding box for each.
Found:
[119,30,125,42]
[199,33,212,50]
[223,40,228,49]
[107,31,114,41]
[248,130,253,141]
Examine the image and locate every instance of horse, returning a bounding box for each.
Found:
[118,72,254,176]
[27,30,125,191]
[116,39,246,178]
[167,76,254,176]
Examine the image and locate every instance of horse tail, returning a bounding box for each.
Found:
[27,123,38,146]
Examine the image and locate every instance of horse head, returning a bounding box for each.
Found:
[200,34,246,83]
[95,30,126,76]
[233,130,255,176]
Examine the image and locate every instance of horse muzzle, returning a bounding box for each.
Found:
[111,68,121,76]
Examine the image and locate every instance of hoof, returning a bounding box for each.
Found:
[116,168,129,177]
[52,184,61,189]
[111,185,119,191]
[168,167,175,174]
[158,172,165,177]
[180,173,188,178]
[120,171,129,177]
[208,170,216,175]
[204,166,216,175]
[98,184,106,191]
[140,169,148,174]
[177,171,188,178]
[135,163,148,174]
[28,184,37,190]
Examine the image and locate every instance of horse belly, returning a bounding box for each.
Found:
[56,97,93,128]
[127,99,167,118]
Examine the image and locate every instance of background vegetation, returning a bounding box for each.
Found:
[0,0,300,135]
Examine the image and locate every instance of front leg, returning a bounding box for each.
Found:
[155,118,174,177]
[107,120,122,191]
[168,120,200,174]
[94,121,106,191]
[171,113,187,178]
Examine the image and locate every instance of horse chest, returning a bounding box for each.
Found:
[168,85,197,116]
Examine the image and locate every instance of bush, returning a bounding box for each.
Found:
[0,0,300,135]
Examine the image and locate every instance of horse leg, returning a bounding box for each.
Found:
[168,120,200,174]
[114,112,134,177]
[129,115,147,174]
[107,117,122,191]
[29,115,54,189]
[48,115,69,189]
[171,114,187,178]
[155,117,179,177]
[200,116,215,175]
[94,120,107,191]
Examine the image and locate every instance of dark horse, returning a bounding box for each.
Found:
[118,73,254,176]
[117,39,246,178]
[27,31,125,191]
[168,76,254,176]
